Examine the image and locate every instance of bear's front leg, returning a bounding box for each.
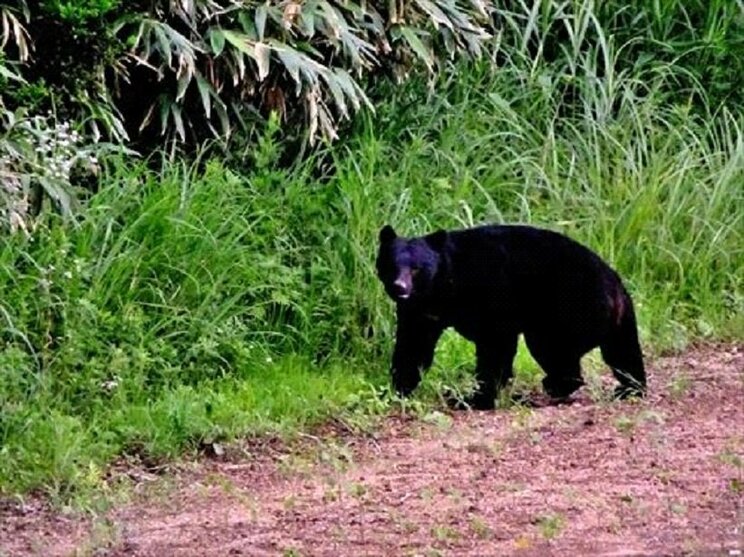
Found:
[391,309,444,397]
[465,335,519,410]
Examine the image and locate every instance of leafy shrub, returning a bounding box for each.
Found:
[2,0,494,147]
[0,108,129,232]
[42,0,119,23]
[4,0,742,151]
[0,2,31,84]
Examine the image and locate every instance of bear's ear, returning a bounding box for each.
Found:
[426,229,449,251]
[379,224,397,244]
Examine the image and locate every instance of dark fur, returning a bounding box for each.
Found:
[376,224,646,409]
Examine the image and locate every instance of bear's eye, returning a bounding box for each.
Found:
[411,268,420,277]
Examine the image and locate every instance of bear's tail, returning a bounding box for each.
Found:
[600,290,646,398]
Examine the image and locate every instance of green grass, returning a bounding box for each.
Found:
[0,150,391,498]
[1,0,742,500]
[0,352,376,499]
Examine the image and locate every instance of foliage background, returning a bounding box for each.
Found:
[0,0,742,499]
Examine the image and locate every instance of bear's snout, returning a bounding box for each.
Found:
[392,270,413,299]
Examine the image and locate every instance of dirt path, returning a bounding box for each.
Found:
[2,344,743,556]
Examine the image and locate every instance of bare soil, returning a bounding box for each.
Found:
[2,343,743,557]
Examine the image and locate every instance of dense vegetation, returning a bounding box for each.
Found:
[1,0,492,146]
[0,0,742,500]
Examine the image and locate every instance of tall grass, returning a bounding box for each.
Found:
[0,141,386,498]
[1,1,742,499]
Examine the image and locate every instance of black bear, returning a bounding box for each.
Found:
[375,224,646,409]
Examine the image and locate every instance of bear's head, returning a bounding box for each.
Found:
[376,225,448,303]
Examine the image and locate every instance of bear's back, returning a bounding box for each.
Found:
[443,224,625,323]
[447,224,613,277]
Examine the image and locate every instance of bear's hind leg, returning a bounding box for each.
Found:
[524,334,585,399]
[600,306,646,399]
[541,360,584,399]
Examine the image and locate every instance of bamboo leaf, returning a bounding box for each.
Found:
[0,63,25,82]
[466,0,490,20]
[139,101,156,132]
[316,101,338,141]
[209,27,225,56]
[307,88,319,141]
[321,72,348,117]
[275,46,302,91]
[158,96,171,135]
[176,70,191,101]
[196,74,212,118]
[152,24,173,67]
[255,3,268,41]
[411,0,453,29]
[238,11,258,40]
[333,68,370,111]
[399,26,434,71]
[171,104,186,141]
[254,41,271,81]
[299,9,315,36]
[222,29,256,58]
[215,98,229,137]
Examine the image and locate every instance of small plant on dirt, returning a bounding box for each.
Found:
[282,495,297,511]
[501,482,525,494]
[527,431,543,446]
[346,480,369,544]
[469,515,492,539]
[394,512,419,535]
[510,405,536,432]
[639,410,665,426]
[614,414,637,436]
[716,447,743,469]
[347,481,368,499]
[667,373,693,399]
[419,486,435,502]
[316,441,354,473]
[282,548,303,557]
[491,441,504,456]
[612,409,666,441]
[582,367,613,405]
[535,513,565,540]
[495,388,516,409]
[654,468,674,486]
[388,391,430,419]
[421,410,453,430]
[336,383,392,434]
[212,476,259,518]
[513,534,532,550]
[444,487,464,505]
[465,441,501,457]
[403,521,419,535]
[277,453,314,477]
[562,487,580,504]
[680,539,707,555]
[728,478,742,494]
[431,524,460,541]
[669,502,687,515]
[76,516,121,556]
[322,484,341,503]
[607,516,622,535]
